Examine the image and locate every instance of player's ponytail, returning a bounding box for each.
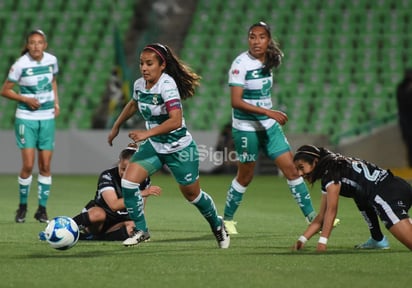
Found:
[248,22,284,75]
[143,43,201,100]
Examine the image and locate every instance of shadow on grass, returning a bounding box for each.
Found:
[153,234,213,243]
[24,250,121,259]
[252,247,410,256]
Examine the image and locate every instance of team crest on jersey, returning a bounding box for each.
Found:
[231,69,240,75]
[261,79,272,95]
[152,94,159,105]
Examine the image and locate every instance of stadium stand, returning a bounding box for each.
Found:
[0,0,410,146]
[0,0,136,129]
[180,0,411,144]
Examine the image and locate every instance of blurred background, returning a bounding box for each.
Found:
[0,0,411,174]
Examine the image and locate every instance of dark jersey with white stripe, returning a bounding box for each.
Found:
[320,157,391,200]
[94,166,150,212]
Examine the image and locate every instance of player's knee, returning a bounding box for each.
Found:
[88,207,106,222]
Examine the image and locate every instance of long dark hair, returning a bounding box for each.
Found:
[294,145,344,184]
[248,22,284,75]
[143,43,201,100]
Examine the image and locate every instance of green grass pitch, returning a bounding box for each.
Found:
[0,173,409,288]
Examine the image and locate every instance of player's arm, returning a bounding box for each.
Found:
[101,189,125,211]
[128,99,182,142]
[317,183,340,251]
[293,192,327,251]
[108,100,138,145]
[52,76,60,117]
[0,80,40,109]
[230,85,288,125]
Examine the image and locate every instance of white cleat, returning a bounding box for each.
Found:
[214,217,230,249]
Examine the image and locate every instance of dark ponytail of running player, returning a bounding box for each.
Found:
[143,43,201,100]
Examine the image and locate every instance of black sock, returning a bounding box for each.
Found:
[360,206,384,241]
[72,212,92,229]
[37,205,46,212]
[102,226,129,241]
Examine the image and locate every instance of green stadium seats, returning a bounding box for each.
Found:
[43,0,65,11]
[0,0,139,130]
[1,0,406,137]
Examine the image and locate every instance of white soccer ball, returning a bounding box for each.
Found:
[44,216,79,250]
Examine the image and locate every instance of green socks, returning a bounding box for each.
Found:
[18,175,32,205]
[37,175,51,207]
[190,190,220,230]
[121,179,147,232]
[223,179,246,220]
[287,177,316,222]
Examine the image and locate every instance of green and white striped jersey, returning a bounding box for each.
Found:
[228,51,276,131]
[8,52,58,120]
[132,73,192,154]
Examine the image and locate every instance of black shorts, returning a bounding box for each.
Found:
[372,176,412,229]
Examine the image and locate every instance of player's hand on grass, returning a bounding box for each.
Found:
[316,243,327,252]
[292,240,305,251]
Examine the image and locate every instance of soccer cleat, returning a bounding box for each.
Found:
[143,230,151,242]
[122,229,150,247]
[38,231,47,241]
[214,217,230,249]
[318,218,341,234]
[223,220,238,235]
[354,236,390,249]
[34,207,49,223]
[15,205,27,223]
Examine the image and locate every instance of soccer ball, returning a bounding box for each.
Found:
[43,216,79,250]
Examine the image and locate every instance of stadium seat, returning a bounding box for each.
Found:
[1,0,405,138]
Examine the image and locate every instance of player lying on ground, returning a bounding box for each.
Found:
[292,145,412,252]
[72,143,161,241]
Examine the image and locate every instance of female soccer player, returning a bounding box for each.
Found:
[1,29,60,223]
[292,145,412,252]
[72,143,161,241]
[222,21,316,234]
[107,43,229,248]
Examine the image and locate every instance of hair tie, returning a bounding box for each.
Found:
[296,150,320,158]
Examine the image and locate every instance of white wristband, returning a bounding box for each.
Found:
[318,236,328,245]
[298,235,308,244]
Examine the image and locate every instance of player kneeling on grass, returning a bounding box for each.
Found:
[292,145,412,252]
[72,143,161,241]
